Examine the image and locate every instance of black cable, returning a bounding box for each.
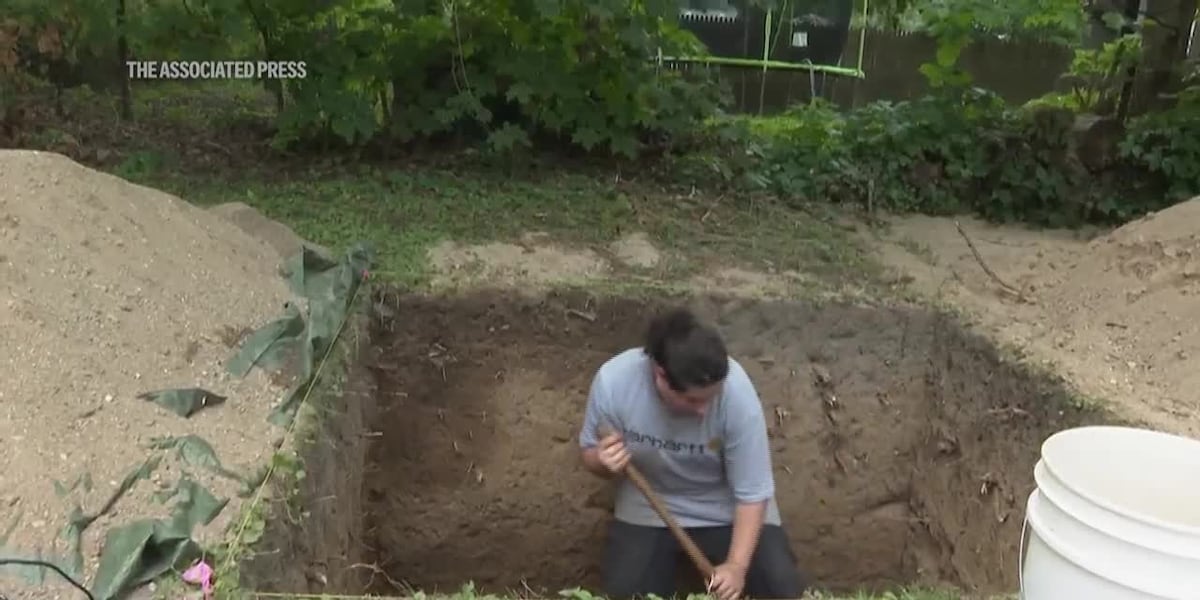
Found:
[0,558,95,600]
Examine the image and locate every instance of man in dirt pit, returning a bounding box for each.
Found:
[578,307,808,600]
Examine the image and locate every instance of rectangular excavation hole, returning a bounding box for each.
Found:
[353,288,1091,598]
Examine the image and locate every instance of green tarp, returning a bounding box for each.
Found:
[89,478,227,600]
[84,242,374,597]
[138,388,227,418]
[226,242,374,426]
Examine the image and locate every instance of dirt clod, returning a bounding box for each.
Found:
[428,235,610,289]
[609,232,662,269]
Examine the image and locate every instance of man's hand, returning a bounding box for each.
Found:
[596,431,631,474]
[706,561,747,600]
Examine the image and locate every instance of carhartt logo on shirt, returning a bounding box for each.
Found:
[624,428,708,455]
[707,438,723,453]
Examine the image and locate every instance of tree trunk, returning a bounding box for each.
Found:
[117,0,132,120]
[243,0,285,113]
[1127,0,1197,115]
[1116,0,1143,121]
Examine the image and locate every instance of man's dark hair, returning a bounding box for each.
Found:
[643,307,729,392]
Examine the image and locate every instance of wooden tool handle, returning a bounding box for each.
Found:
[598,425,716,579]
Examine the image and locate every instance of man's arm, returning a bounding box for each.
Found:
[727,499,768,568]
[579,369,619,479]
[721,363,776,568]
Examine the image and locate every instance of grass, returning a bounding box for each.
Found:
[12,79,885,296]
[114,153,880,294]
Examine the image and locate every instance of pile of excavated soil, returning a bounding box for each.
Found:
[1035,200,1199,429]
[871,197,1200,436]
[0,150,295,597]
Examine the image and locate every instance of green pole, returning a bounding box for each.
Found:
[760,9,772,114]
[857,0,869,73]
[656,0,871,80]
[655,55,865,78]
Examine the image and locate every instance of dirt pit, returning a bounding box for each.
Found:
[280,286,1110,599]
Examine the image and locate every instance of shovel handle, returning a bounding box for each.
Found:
[598,425,716,579]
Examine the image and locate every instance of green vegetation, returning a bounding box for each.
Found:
[670,7,1200,228]
[4,0,1195,236]
[865,0,1086,44]
[139,164,875,290]
[63,80,872,291]
[677,83,1198,227]
[3,0,725,157]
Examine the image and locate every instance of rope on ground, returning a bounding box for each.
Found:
[218,270,370,582]
[0,558,95,600]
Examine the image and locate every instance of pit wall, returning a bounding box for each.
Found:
[359,290,1125,597]
[699,301,1117,596]
[234,289,1125,599]
[910,313,1123,595]
[235,308,378,595]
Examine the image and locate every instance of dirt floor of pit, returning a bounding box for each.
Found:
[359,288,1096,598]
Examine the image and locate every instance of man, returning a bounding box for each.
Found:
[578,307,808,600]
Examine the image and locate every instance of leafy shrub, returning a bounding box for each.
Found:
[1,0,722,157]
[1120,103,1200,207]
[1025,34,1143,115]
[676,86,1196,228]
[262,0,723,157]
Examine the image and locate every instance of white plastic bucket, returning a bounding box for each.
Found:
[1020,426,1200,600]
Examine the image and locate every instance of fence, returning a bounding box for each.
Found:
[701,29,1075,113]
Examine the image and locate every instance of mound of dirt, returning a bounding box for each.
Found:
[208,201,311,260]
[870,197,1200,436]
[0,151,293,597]
[1037,199,1199,428]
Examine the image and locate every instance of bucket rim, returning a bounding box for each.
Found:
[1024,490,1186,599]
[1040,425,1200,535]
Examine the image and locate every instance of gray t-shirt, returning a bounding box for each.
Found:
[579,347,782,528]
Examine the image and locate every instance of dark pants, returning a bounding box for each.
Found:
[601,520,809,600]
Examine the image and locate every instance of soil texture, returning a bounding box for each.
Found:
[0,150,294,598]
[362,289,1091,597]
[869,199,1200,436]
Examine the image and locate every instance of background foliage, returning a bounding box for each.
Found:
[667,0,1198,227]
[1,0,1197,228]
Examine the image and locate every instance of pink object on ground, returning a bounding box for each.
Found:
[182,559,214,598]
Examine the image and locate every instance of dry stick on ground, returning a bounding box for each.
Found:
[566,308,596,322]
[954,220,1032,303]
[346,562,408,593]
